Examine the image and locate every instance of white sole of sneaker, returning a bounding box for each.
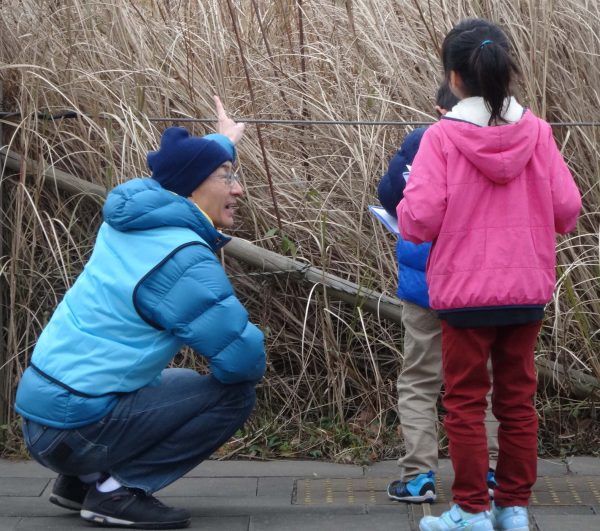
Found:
[80,510,190,529]
[420,515,495,531]
[80,510,134,526]
[49,494,82,511]
[387,489,436,503]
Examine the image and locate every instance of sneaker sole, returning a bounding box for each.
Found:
[420,514,495,531]
[80,510,190,529]
[49,494,83,511]
[387,489,436,504]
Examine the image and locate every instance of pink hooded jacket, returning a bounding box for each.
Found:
[397,110,581,312]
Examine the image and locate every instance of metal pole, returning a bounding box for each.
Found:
[0,81,6,431]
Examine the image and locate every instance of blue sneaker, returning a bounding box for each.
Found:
[487,468,498,498]
[387,471,436,503]
[492,505,529,531]
[419,504,494,531]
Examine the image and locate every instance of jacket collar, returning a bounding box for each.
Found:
[103,178,231,252]
[445,96,524,127]
[185,200,231,251]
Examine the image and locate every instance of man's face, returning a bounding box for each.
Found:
[188,161,243,229]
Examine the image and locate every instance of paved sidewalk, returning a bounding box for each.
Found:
[0,457,599,530]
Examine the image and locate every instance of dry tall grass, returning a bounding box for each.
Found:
[0,0,598,460]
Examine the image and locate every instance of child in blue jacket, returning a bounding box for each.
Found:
[378,83,499,503]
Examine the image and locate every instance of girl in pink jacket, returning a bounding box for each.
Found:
[397,19,581,531]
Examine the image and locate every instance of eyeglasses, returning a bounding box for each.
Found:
[218,166,241,187]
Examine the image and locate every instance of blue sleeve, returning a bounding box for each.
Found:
[377,128,427,217]
[135,243,266,384]
[204,133,237,162]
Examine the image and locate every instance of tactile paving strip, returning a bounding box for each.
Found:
[294,476,600,506]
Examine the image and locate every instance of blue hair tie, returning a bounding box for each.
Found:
[480,39,493,49]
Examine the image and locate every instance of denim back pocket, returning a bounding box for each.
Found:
[22,419,69,471]
[26,422,109,475]
[22,418,46,447]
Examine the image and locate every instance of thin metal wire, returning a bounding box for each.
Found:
[0,111,599,127]
[146,117,600,127]
[150,117,438,126]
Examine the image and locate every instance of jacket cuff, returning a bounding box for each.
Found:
[203,133,236,162]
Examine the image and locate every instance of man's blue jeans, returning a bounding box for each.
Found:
[22,369,256,493]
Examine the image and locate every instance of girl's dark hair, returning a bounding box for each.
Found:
[436,81,459,114]
[441,18,520,125]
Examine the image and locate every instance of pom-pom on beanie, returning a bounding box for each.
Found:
[147,127,235,197]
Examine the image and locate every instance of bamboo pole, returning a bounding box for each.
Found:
[225,237,403,323]
[1,147,598,400]
[536,357,599,401]
[0,146,107,200]
[0,147,402,322]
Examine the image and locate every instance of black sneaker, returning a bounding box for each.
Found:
[80,486,191,529]
[49,474,90,511]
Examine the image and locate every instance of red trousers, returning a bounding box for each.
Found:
[441,320,542,512]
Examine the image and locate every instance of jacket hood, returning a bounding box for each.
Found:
[438,110,540,185]
[103,178,229,250]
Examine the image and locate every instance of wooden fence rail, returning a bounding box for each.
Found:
[0,147,597,407]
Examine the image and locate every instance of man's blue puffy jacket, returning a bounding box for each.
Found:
[16,178,266,429]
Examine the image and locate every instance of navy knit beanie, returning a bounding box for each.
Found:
[147,127,235,197]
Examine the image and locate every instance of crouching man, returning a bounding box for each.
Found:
[15,96,265,529]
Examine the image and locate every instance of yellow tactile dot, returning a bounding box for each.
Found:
[324,478,333,503]
[346,479,355,504]
[566,477,582,504]
[303,478,312,505]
